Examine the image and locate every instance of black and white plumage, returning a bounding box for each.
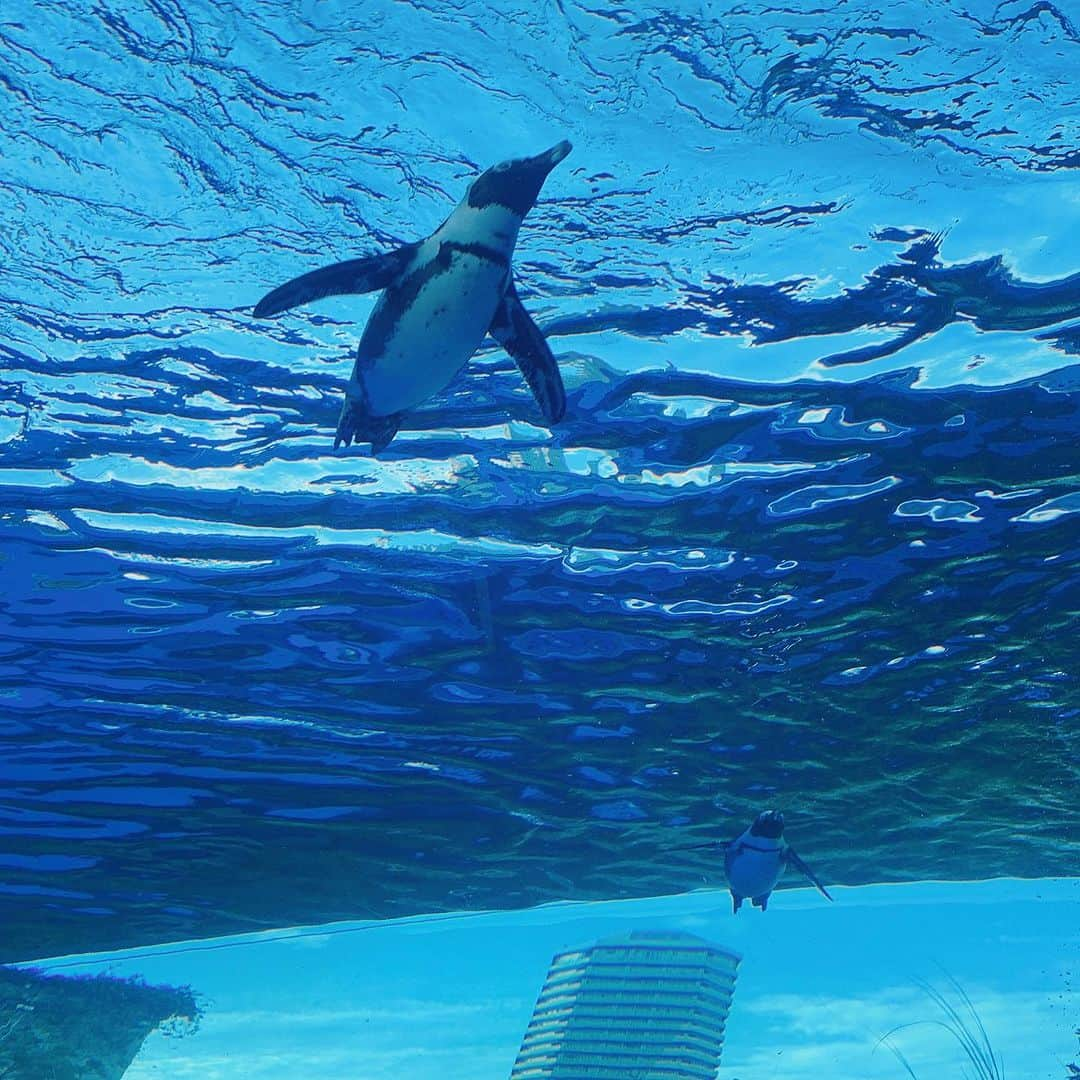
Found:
[721,810,833,914]
[253,141,573,452]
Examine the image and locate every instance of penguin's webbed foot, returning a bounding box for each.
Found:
[334,397,403,454]
[334,398,362,450]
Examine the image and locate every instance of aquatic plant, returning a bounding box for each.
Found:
[877,976,1004,1080]
[0,1015,14,1079]
[0,966,201,1080]
[0,995,38,1080]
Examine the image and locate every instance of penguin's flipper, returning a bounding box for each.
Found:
[254,245,417,318]
[785,847,834,901]
[488,281,566,424]
[722,841,740,881]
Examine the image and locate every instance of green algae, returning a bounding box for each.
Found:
[0,965,200,1080]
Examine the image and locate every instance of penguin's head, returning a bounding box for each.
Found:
[749,810,785,839]
[467,140,572,218]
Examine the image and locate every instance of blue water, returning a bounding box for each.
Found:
[1,0,1078,966]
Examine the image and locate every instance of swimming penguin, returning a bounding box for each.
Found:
[721,810,833,913]
[253,141,573,452]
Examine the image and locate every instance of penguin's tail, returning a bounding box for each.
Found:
[334,393,403,453]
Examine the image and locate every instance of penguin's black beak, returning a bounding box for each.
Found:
[538,140,573,169]
[519,141,573,181]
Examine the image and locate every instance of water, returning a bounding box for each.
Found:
[19,879,1080,1080]
[1,0,1078,1076]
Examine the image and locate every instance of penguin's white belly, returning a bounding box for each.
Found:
[729,845,782,898]
[362,254,507,416]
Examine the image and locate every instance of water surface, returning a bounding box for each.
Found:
[1,0,1078,961]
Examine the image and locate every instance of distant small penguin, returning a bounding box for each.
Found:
[253,140,573,452]
[722,810,833,913]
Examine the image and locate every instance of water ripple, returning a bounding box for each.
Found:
[0,0,1078,962]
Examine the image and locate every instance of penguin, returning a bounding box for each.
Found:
[721,810,833,913]
[253,140,573,452]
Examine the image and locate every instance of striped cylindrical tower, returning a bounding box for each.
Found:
[509,929,740,1079]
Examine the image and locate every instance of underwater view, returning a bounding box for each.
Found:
[1,0,1078,1076]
